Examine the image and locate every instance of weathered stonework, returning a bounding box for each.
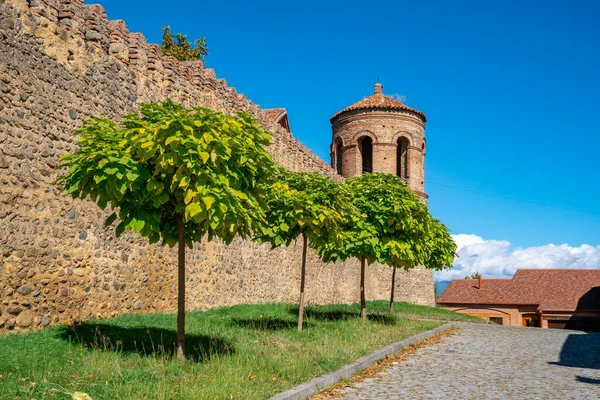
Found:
[0,0,434,331]
[330,83,427,200]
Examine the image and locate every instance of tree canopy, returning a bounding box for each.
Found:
[58,101,275,246]
[423,219,456,272]
[318,173,432,266]
[161,25,208,61]
[255,170,351,249]
[254,169,352,330]
[57,100,276,358]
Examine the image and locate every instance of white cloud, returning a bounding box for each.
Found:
[434,234,600,281]
[388,93,407,103]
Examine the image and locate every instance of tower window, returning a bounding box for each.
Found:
[397,137,409,180]
[359,136,373,174]
[335,142,343,175]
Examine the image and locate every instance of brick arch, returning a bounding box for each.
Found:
[391,131,415,146]
[397,136,410,180]
[332,136,345,148]
[352,130,379,144]
[357,135,374,174]
[331,137,345,176]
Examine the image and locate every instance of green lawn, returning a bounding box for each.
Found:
[378,300,484,321]
[0,301,473,400]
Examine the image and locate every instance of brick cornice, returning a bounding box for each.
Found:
[330,95,427,123]
[331,110,426,129]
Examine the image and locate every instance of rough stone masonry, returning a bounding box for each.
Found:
[0,0,434,331]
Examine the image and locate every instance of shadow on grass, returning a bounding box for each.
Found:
[289,307,397,325]
[367,313,398,325]
[231,318,299,331]
[56,323,234,362]
[231,309,398,332]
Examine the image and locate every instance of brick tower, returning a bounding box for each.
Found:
[330,83,427,201]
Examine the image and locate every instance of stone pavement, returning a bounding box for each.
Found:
[339,323,600,399]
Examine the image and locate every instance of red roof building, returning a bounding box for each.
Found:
[263,108,291,133]
[437,269,600,331]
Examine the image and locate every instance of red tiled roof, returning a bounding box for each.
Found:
[263,108,287,124]
[436,269,600,312]
[330,84,426,122]
[437,279,515,304]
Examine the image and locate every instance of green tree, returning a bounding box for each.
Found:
[161,25,208,61]
[57,101,275,359]
[465,272,481,279]
[255,170,352,331]
[389,218,455,312]
[318,173,454,319]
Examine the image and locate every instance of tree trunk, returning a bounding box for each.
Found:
[177,213,186,360]
[389,267,396,314]
[297,232,308,332]
[360,256,366,320]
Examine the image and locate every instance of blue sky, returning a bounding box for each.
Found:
[98,0,600,278]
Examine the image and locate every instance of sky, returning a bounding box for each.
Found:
[98,0,600,281]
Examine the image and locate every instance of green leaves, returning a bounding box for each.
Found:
[161,25,208,62]
[104,213,117,227]
[202,196,215,209]
[199,151,210,164]
[316,173,456,272]
[147,180,164,193]
[57,100,276,248]
[178,175,190,189]
[253,170,353,253]
[185,202,202,221]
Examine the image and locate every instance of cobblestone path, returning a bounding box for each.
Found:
[339,323,600,399]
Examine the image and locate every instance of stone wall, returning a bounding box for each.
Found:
[0,0,434,331]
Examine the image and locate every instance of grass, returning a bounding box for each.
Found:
[382,301,484,322]
[0,301,476,400]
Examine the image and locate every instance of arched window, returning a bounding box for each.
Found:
[335,142,343,175]
[397,137,409,180]
[359,136,373,174]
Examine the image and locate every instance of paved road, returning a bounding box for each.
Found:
[339,323,600,399]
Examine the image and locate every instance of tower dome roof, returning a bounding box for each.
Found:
[330,83,426,122]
